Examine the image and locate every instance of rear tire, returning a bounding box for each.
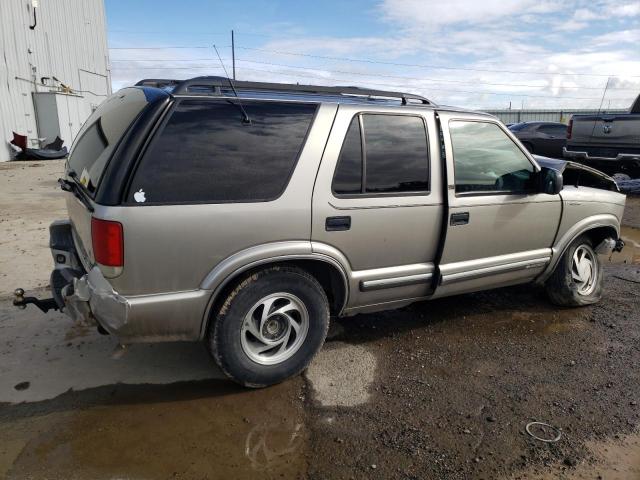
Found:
[545,235,603,307]
[208,266,329,388]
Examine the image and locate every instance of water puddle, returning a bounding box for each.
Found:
[605,226,640,265]
[1,380,308,479]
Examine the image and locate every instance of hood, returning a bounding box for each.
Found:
[532,154,619,192]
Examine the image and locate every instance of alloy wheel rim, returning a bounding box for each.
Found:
[240,292,309,366]
[571,245,597,296]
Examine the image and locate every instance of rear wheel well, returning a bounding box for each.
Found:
[206,259,347,332]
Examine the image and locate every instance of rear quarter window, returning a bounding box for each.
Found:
[128,100,317,204]
[68,88,151,196]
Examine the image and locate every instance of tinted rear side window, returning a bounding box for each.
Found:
[68,88,151,196]
[129,100,316,204]
[362,114,429,193]
[332,113,429,195]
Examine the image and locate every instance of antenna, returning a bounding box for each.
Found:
[589,76,611,143]
[213,44,251,124]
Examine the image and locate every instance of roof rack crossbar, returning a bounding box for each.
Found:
[169,76,434,105]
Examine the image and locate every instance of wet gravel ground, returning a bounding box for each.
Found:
[2,266,639,479]
[306,264,640,479]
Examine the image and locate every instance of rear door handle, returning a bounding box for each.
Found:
[450,212,469,226]
[325,216,351,231]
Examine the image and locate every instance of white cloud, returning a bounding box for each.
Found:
[380,0,560,29]
[572,8,599,21]
[611,2,640,17]
[554,19,588,31]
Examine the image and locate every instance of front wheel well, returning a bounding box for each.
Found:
[582,226,619,248]
[205,259,348,333]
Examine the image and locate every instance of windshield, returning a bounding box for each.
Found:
[67,88,150,196]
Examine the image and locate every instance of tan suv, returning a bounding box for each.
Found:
[14,77,626,387]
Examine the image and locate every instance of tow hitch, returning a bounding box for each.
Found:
[13,288,59,313]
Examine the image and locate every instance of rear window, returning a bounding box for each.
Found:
[68,88,150,196]
[538,124,567,136]
[128,100,317,204]
[507,123,527,131]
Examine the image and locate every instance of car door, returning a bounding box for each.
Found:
[432,112,562,298]
[312,104,444,313]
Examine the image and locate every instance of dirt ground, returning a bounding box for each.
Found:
[0,160,66,294]
[0,161,639,479]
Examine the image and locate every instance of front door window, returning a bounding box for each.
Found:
[450,121,535,194]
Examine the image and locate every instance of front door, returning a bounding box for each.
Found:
[433,113,562,298]
[312,105,444,313]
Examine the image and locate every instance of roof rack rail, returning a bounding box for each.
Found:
[135,79,181,89]
[170,76,434,105]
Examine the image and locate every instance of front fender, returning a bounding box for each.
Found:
[537,213,620,283]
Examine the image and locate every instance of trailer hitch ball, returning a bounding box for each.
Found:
[13,288,26,309]
[12,288,59,313]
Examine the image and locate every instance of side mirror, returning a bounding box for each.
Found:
[537,167,563,195]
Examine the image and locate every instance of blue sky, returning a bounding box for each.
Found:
[106,0,640,109]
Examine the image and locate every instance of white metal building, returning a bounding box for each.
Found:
[485,108,627,125]
[0,0,111,162]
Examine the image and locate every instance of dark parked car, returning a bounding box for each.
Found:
[508,122,568,158]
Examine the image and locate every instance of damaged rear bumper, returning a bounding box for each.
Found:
[56,266,129,332]
[48,220,210,342]
[49,220,128,333]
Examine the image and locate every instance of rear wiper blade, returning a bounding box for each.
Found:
[58,177,95,212]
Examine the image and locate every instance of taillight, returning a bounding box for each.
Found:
[91,217,124,267]
[567,118,573,139]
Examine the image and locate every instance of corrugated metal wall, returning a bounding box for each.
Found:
[0,0,110,161]
[485,109,627,125]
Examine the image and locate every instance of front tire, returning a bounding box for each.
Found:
[545,235,603,307]
[208,266,329,388]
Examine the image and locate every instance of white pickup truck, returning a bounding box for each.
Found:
[564,94,640,178]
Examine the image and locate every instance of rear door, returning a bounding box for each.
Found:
[433,112,562,298]
[312,105,444,312]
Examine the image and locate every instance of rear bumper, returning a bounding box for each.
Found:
[49,219,129,333]
[50,220,210,342]
[563,147,640,163]
[52,265,129,333]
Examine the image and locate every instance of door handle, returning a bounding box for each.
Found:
[326,216,351,231]
[450,212,469,226]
